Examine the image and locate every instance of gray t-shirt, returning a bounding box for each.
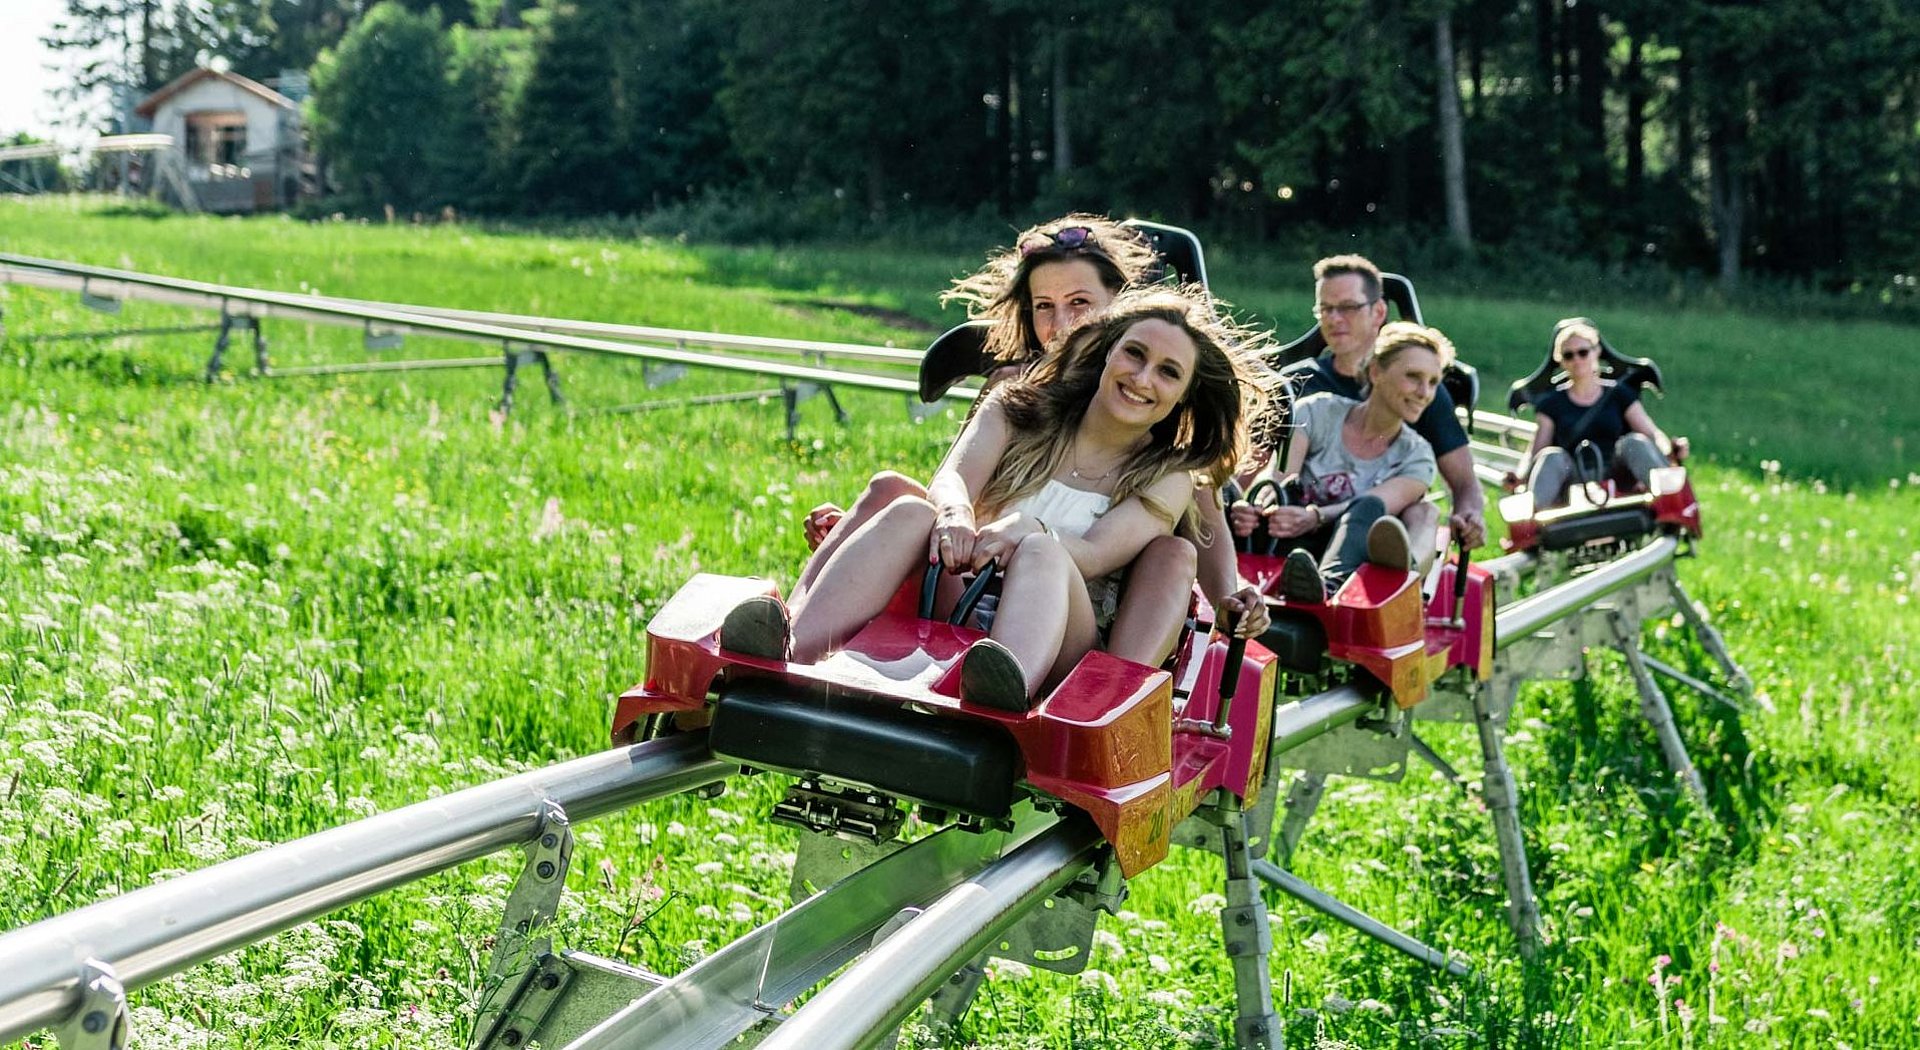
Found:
[1291,392,1436,505]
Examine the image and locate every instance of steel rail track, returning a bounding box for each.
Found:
[755,818,1106,1050]
[560,814,1063,1050]
[0,732,733,1045]
[0,253,978,403]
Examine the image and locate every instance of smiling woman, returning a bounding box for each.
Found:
[1233,322,1455,603]
[725,286,1270,712]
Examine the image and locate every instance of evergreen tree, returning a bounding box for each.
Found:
[307,3,451,209]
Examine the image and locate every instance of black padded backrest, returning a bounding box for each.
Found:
[1506,318,1666,413]
[918,319,994,404]
[916,219,1209,404]
[1269,272,1422,371]
[1120,218,1209,288]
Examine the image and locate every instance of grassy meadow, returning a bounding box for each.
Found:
[0,195,1916,1049]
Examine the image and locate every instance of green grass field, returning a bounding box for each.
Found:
[1,196,1916,1049]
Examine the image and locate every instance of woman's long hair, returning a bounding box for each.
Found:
[978,287,1275,531]
[941,214,1160,365]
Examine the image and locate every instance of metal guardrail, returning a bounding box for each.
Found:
[0,732,732,1045]
[0,253,980,406]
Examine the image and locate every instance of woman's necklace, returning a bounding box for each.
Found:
[1069,436,1133,482]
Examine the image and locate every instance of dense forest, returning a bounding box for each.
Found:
[47,0,1920,293]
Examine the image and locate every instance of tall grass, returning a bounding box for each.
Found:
[0,196,1915,1048]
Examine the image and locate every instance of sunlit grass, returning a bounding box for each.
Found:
[0,196,1915,1048]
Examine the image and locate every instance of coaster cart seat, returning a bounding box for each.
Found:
[1243,273,1492,708]
[611,567,1277,879]
[1499,323,1700,555]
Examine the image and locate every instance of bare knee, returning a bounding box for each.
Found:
[853,471,924,512]
[1134,534,1198,583]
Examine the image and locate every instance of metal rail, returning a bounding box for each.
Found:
[1496,535,1678,644]
[322,295,928,368]
[0,732,732,1045]
[756,819,1105,1050]
[561,816,1060,1050]
[0,254,979,404]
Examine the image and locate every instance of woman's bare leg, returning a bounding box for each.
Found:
[1106,534,1196,666]
[989,532,1098,696]
[788,497,935,661]
[793,471,925,602]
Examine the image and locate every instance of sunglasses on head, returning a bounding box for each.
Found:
[1020,226,1096,257]
[1557,345,1595,361]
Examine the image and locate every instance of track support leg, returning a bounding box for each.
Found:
[54,958,129,1050]
[1611,613,1710,807]
[1472,675,1545,956]
[924,954,988,1043]
[1275,772,1326,867]
[1219,802,1280,1049]
[1667,577,1750,692]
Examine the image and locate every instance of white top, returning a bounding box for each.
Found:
[1007,479,1122,629]
[1011,478,1112,536]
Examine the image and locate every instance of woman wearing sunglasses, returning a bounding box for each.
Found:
[1510,317,1688,507]
[726,287,1270,711]
[795,216,1268,661]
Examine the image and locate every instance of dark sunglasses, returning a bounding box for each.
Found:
[1020,226,1096,257]
[1556,346,1595,361]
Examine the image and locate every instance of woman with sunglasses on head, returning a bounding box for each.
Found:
[1232,323,1453,603]
[726,287,1270,711]
[1509,318,1687,507]
[795,215,1267,657]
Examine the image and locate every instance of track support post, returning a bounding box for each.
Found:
[1610,612,1710,807]
[54,959,128,1050]
[1209,799,1279,1049]
[473,799,575,1050]
[498,343,564,414]
[1275,772,1326,866]
[1472,674,1545,956]
[1667,577,1751,693]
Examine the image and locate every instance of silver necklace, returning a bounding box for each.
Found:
[1069,439,1126,482]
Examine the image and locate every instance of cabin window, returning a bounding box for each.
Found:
[184,111,247,165]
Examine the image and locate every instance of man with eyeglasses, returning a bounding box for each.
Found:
[1279,254,1486,563]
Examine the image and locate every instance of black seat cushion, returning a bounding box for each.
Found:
[1538,506,1656,550]
[1259,610,1329,675]
[710,682,1021,819]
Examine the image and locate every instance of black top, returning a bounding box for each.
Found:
[1535,381,1641,462]
[1280,354,1470,457]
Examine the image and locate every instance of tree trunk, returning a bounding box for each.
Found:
[1708,116,1744,290]
[1573,0,1607,207]
[1435,13,1471,249]
[1625,34,1645,212]
[1051,22,1071,176]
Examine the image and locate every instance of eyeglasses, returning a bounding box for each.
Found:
[1556,346,1596,362]
[1312,298,1378,320]
[1020,226,1096,257]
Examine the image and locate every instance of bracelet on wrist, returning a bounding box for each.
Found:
[1310,504,1323,526]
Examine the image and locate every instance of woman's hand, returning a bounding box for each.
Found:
[1265,505,1320,539]
[969,513,1042,571]
[802,503,844,550]
[1669,436,1690,465]
[1500,471,1522,493]
[1218,586,1269,639]
[929,503,979,571]
[1227,501,1264,538]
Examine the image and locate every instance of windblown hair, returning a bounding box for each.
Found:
[941,214,1160,365]
[1368,321,1457,375]
[977,287,1277,533]
[1311,253,1384,304]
